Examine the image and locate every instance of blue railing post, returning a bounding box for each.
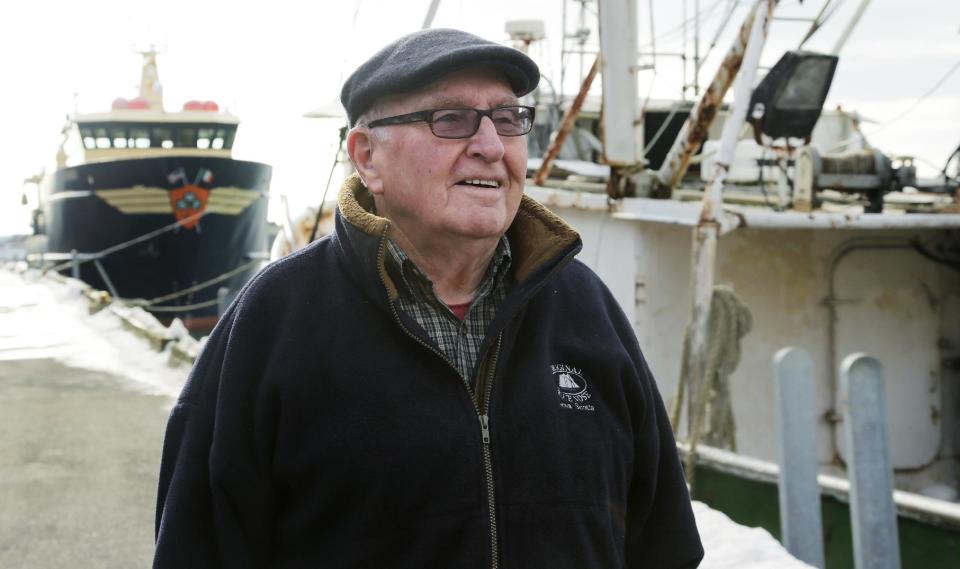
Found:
[841,353,901,569]
[773,347,825,568]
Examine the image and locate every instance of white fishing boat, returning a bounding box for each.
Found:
[286,2,958,566]
[515,1,960,567]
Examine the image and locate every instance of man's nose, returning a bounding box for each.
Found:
[466,116,506,162]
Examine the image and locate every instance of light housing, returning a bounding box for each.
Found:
[749,51,839,142]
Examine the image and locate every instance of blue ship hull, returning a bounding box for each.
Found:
[42,156,271,331]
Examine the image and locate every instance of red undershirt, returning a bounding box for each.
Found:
[446,301,471,321]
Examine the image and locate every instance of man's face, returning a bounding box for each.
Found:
[354,67,528,245]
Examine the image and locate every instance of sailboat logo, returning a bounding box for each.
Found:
[558,373,582,392]
[552,363,592,407]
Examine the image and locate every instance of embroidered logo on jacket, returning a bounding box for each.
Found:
[552,363,595,412]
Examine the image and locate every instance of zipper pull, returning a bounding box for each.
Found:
[479,414,490,444]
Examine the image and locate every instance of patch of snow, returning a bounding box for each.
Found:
[693,501,815,568]
[0,269,189,398]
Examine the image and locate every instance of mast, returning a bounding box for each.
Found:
[422,0,442,29]
[832,0,873,55]
[137,47,164,110]
[683,0,776,458]
[598,0,643,195]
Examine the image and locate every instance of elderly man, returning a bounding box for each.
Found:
[153,28,702,568]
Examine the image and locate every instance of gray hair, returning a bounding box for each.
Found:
[352,100,391,143]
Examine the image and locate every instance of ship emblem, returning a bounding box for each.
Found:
[167,168,213,230]
[169,185,210,229]
[551,363,594,411]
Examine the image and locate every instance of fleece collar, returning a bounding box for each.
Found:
[336,174,581,290]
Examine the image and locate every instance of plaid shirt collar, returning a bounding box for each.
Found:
[384,236,512,384]
[386,237,512,305]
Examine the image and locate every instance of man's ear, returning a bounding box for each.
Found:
[346,128,384,194]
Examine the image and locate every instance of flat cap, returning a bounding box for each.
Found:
[340,28,540,126]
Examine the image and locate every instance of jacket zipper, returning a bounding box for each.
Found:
[478,333,503,569]
[376,231,504,569]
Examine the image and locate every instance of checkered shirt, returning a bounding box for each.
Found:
[385,237,511,386]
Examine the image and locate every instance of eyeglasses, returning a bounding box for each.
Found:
[365,105,536,139]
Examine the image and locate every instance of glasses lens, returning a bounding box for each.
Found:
[430,109,478,138]
[491,107,533,136]
[428,107,534,138]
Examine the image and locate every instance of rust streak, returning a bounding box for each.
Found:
[653,5,758,197]
[534,55,601,187]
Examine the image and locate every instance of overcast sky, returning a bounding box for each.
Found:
[1,0,958,236]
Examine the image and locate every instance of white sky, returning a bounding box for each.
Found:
[1,0,958,236]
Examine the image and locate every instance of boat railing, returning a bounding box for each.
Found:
[773,347,902,568]
[26,209,267,314]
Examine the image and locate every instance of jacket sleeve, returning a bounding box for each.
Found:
[608,303,702,568]
[624,358,704,568]
[153,296,277,569]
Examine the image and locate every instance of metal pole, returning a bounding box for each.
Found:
[684,0,774,436]
[421,0,442,29]
[534,56,601,186]
[774,347,826,569]
[93,259,119,299]
[71,249,80,280]
[598,0,641,167]
[701,0,772,216]
[841,353,901,569]
[309,125,347,244]
[832,0,873,55]
[694,0,701,96]
[561,0,568,93]
[217,286,231,318]
[652,0,769,198]
[647,0,656,71]
[682,0,689,99]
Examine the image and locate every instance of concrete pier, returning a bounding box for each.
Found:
[0,357,170,567]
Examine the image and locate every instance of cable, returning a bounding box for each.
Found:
[825,59,960,155]
[639,0,728,51]
[46,209,208,274]
[798,0,846,48]
[643,98,686,155]
[131,259,262,306]
[942,143,960,181]
[757,147,778,210]
[868,58,960,137]
[700,0,742,67]
[144,298,222,313]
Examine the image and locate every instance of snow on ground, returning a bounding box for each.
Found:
[693,501,814,568]
[0,266,815,567]
[0,267,190,398]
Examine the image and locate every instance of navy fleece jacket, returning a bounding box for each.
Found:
[153,175,703,568]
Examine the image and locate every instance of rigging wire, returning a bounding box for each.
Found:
[798,0,846,48]
[867,58,960,137]
[646,0,657,70]
[699,0,742,67]
[825,58,960,155]
[638,0,729,51]
[643,98,687,155]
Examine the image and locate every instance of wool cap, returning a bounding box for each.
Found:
[340,28,540,126]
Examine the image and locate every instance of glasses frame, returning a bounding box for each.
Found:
[365,105,536,139]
